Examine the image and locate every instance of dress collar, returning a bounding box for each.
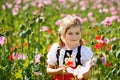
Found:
[59,47,78,67]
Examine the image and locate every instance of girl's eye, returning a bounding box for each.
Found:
[68,33,72,35]
[76,32,80,35]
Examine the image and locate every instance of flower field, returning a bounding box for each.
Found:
[0,0,120,80]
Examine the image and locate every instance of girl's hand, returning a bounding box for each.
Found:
[66,67,75,74]
[56,66,66,73]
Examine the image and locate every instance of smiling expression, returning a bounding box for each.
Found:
[64,26,81,46]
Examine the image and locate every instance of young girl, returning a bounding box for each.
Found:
[47,15,93,80]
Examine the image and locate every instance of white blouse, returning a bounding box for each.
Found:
[47,43,93,67]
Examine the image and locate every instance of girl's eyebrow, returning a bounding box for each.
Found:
[76,31,80,32]
[76,31,80,33]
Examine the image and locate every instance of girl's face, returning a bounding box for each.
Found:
[64,26,81,46]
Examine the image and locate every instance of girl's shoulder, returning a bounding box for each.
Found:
[81,45,93,56]
[49,43,59,52]
[51,43,59,48]
[47,43,58,66]
[81,45,91,50]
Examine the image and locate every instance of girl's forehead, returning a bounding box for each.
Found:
[67,26,80,32]
[68,25,80,29]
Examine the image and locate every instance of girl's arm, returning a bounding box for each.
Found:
[83,68,91,79]
[83,64,93,79]
[75,61,93,79]
[47,64,66,75]
[82,63,93,79]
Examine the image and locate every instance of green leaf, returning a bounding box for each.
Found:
[0,68,3,75]
[116,51,120,58]
[15,69,22,79]
[23,59,30,68]
[112,44,117,51]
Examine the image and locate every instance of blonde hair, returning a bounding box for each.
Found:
[58,15,83,47]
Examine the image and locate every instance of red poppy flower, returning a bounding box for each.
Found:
[48,29,53,34]
[96,35,102,40]
[15,46,20,49]
[105,45,112,51]
[94,43,103,50]
[105,62,112,67]
[9,55,14,61]
[10,47,15,51]
[23,42,28,47]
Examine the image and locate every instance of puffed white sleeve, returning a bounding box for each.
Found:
[47,43,58,66]
[81,46,93,66]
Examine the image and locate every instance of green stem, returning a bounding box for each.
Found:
[21,38,24,53]
[38,23,41,45]
[27,35,30,54]
[62,70,64,80]
[38,28,40,44]
[7,36,9,51]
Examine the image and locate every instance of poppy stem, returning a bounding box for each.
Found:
[62,70,64,80]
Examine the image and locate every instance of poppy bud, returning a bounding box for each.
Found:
[0,32,3,36]
[1,18,4,23]
[112,68,116,74]
[31,32,35,36]
[20,31,26,38]
[88,26,92,29]
[90,40,95,45]
[32,17,36,21]
[112,44,117,51]
[106,30,111,34]
[5,30,10,36]
[29,22,35,27]
[26,28,31,34]
[37,18,42,23]
[20,24,25,30]
[116,51,120,58]
[117,70,120,76]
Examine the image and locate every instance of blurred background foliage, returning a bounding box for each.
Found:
[0,0,120,80]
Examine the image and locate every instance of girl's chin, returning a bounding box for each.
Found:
[70,43,79,45]
[66,41,79,45]
[70,41,79,43]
